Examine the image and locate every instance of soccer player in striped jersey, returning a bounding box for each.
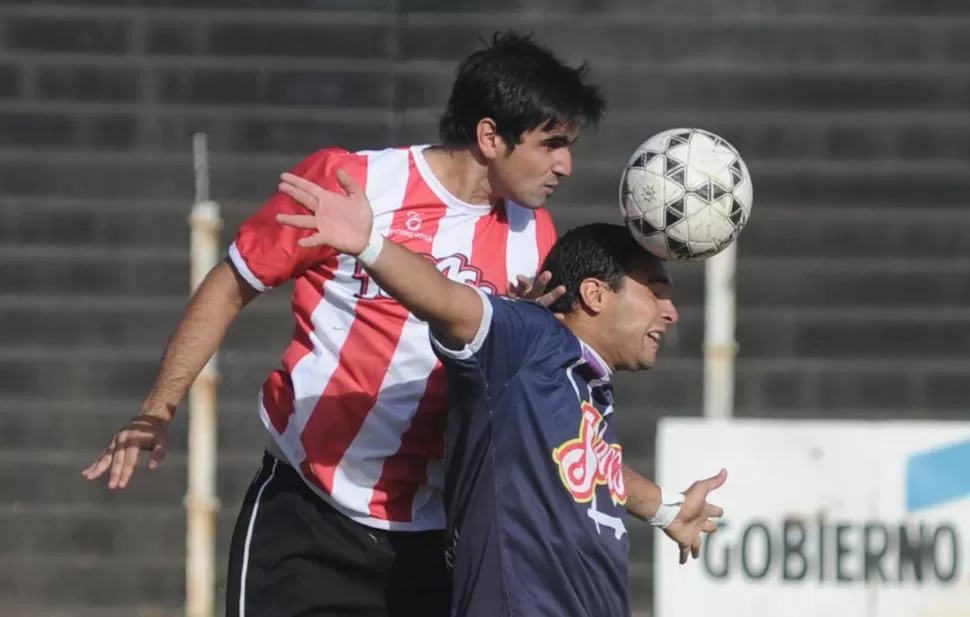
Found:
[83,31,717,617]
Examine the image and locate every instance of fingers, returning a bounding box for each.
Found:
[704,502,724,519]
[112,441,146,490]
[691,537,701,560]
[335,169,364,197]
[694,468,728,496]
[107,435,135,490]
[86,418,168,489]
[297,233,332,248]
[679,544,689,565]
[507,275,530,299]
[536,284,566,308]
[279,172,325,200]
[277,179,319,211]
[148,442,167,470]
[701,519,719,534]
[81,439,117,480]
[507,271,562,305]
[275,213,317,230]
[707,468,728,490]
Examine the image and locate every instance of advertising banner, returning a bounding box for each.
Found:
[654,418,970,617]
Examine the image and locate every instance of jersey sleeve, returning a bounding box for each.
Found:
[431,288,560,387]
[228,147,364,291]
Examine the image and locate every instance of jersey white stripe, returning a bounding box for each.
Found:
[504,203,540,286]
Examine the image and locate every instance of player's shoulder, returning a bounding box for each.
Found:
[489,295,565,335]
[489,296,580,368]
[299,145,416,173]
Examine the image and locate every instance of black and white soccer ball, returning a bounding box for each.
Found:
[619,128,753,262]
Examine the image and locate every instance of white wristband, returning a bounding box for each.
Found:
[649,487,684,529]
[356,226,385,267]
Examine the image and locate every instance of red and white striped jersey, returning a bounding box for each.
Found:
[228,145,558,531]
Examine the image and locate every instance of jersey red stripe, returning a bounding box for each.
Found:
[471,202,511,293]
[262,265,337,435]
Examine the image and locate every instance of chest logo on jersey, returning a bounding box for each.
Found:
[353,253,498,300]
[552,402,627,507]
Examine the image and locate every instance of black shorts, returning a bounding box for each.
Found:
[225,452,451,617]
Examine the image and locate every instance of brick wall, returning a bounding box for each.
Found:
[2,1,969,614]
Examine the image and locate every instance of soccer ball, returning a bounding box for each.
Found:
[619,128,753,262]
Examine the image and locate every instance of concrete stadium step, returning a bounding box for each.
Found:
[10,7,970,62]
[1,449,262,507]
[568,115,970,162]
[399,0,970,15]
[565,159,970,209]
[0,105,395,154]
[0,198,262,251]
[732,208,970,259]
[0,555,184,609]
[2,605,185,617]
[0,504,236,561]
[0,399,270,458]
[553,206,970,260]
[0,294,296,351]
[400,68,970,114]
[10,55,970,115]
[12,0,962,15]
[400,19,970,65]
[609,357,970,416]
[0,346,279,402]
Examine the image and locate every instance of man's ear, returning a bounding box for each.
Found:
[476,118,505,161]
[577,278,610,315]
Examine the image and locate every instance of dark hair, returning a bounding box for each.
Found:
[438,30,605,150]
[542,223,649,314]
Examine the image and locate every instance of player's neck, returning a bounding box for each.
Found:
[423,146,501,208]
[559,315,616,373]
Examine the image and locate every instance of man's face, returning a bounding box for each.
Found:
[600,257,679,371]
[487,123,578,209]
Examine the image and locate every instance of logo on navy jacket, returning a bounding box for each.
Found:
[552,401,628,540]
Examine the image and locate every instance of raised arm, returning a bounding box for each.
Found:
[275,171,484,346]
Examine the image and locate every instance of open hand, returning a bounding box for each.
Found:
[663,468,727,565]
[507,270,566,308]
[274,170,374,255]
[81,414,170,489]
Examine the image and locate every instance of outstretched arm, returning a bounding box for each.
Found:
[83,261,258,488]
[275,171,484,346]
[623,464,663,521]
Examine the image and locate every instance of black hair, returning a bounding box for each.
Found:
[438,30,605,150]
[542,223,652,314]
